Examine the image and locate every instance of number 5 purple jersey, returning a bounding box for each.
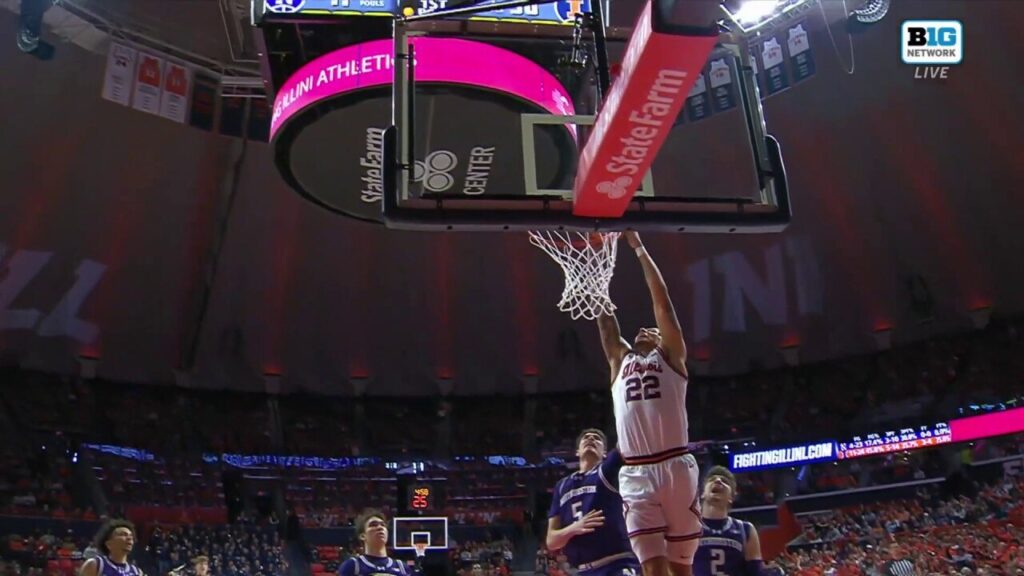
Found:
[548,451,639,574]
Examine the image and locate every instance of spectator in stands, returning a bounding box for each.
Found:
[880,542,915,576]
[153,524,285,576]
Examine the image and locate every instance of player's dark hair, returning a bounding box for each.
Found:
[704,466,737,493]
[92,519,136,556]
[576,428,607,450]
[354,508,387,537]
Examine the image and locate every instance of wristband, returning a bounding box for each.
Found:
[635,246,647,258]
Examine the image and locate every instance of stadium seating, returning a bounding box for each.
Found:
[0,316,1021,575]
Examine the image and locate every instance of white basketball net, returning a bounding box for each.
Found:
[528,231,620,321]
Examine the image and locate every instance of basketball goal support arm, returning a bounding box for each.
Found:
[590,0,612,98]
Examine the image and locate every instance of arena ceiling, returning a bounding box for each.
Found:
[0,1,1022,396]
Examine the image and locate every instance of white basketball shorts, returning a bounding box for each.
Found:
[618,452,702,565]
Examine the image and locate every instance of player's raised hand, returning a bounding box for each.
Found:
[572,510,605,535]
[623,231,642,249]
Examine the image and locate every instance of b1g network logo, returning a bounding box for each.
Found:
[902,20,962,80]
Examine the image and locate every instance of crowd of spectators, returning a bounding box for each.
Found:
[534,545,568,576]
[450,539,513,576]
[308,538,512,576]
[0,318,1019,466]
[772,470,1024,574]
[149,523,287,576]
[1,530,90,576]
[290,460,561,528]
[0,436,96,520]
[92,452,223,510]
[0,317,1019,576]
[280,465,396,529]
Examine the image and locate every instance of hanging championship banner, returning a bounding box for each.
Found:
[189,74,218,132]
[219,96,247,138]
[709,58,736,113]
[159,62,192,124]
[787,23,816,83]
[682,71,710,124]
[248,98,272,142]
[760,37,790,96]
[132,53,165,115]
[101,43,137,107]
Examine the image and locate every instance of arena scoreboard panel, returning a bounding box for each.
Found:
[259,0,596,25]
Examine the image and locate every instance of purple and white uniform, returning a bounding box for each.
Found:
[548,451,640,576]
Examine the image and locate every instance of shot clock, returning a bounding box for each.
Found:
[404,483,444,514]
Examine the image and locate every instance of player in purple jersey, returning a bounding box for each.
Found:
[693,467,762,576]
[340,509,419,576]
[79,520,146,576]
[546,429,641,576]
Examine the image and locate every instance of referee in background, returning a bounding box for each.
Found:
[882,542,915,576]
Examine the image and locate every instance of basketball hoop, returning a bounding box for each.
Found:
[528,231,620,321]
[413,542,428,559]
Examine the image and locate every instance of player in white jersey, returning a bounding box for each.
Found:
[597,232,701,576]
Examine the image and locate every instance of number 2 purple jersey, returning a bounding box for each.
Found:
[693,517,751,576]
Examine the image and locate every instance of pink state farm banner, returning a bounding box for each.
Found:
[572,0,718,218]
[270,37,575,139]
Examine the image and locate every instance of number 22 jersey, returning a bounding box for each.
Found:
[612,347,690,463]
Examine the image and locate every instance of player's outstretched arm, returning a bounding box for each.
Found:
[623,232,687,375]
[545,511,605,551]
[596,312,630,382]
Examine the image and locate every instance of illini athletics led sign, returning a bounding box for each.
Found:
[270,38,577,223]
[270,37,573,138]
